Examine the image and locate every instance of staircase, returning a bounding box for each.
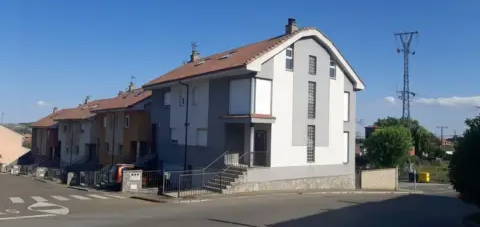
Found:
[203,165,248,193]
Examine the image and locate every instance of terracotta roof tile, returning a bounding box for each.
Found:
[144,29,312,87]
[92,89,152,112]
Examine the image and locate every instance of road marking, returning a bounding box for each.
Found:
[9,197,24,204]
[0,214,55,221]
[105,194,126,199]
[5,209,20,214]
[51,195,70,201]
[88,194,109,199]
[70,195,91,200]
[32,196,48,202]
[28,202,69,215]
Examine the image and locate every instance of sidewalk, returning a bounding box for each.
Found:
[127,188,424,204]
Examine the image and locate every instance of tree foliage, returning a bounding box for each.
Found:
[449,115,480,208]
[365,126,413,168]
[374,117,442,159]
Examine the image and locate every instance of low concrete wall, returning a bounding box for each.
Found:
[361,168,398,190]
[228,174,355,193]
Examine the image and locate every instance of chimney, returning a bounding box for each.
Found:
[84,95,91,104]
[127,81,136,92]
[189,42,201,62]
[52,107,58,113]
[285,18,298,34]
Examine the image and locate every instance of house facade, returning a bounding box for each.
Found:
[145,19,365,191]
[93,88,153,167]
[30,109,62,167]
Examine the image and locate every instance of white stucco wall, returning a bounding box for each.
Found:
[169,80,210,146]
[269,46,349,167]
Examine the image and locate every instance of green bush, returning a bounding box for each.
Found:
[365,126,413,168]
[449,116,480,208]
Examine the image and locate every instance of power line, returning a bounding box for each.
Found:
[395,31,418,119]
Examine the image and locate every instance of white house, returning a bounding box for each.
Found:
[144,19,365,192]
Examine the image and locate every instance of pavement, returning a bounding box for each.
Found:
[0,173,478,227]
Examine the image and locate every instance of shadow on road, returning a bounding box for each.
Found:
[269,194,478,227]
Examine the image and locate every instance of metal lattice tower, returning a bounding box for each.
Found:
[395,31,418,119]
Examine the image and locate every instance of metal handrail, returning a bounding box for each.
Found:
[202,150,230,172]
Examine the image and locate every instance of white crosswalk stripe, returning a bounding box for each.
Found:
[51,195,70,201]
[9,197,24,204]
[105,194,126,199]
[31,196,48,202]
[88,194,109,199]
[70,195,91,200]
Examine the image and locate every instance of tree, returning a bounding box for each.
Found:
[449,115,480,208]
[374,117,442,159]
[365,126,413,168]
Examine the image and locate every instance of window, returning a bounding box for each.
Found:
[63,125,68,132]
[75,145,79,155]
[103,116,108,128]
[254,79,272,115]
[229,79,251,114]
[196,128,208,146]
[125,115,130,128]
[192,86,198,106]
[163,92,171,106]
[105,143,109,153]
[307,125,315,162]
[329,59,336,79]
[343,132,349,163]
[286,46,294,71]
[308,82,316,119]
[308,55,317,75]
[178,89,185,107]
[344,92,350,122]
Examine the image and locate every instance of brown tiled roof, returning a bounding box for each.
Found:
[92,89,152,112]
[144,28,313,87]
[31,109,68,128]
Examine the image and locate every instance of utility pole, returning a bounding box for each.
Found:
[395,31,418,119]
[437,126,448,150]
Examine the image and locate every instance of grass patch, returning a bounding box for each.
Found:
[417,161,450,184]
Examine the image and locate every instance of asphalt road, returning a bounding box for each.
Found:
[0,173,478,227]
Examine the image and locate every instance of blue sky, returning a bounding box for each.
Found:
[1,0,479,137]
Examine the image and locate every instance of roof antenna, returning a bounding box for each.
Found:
[189,42,201,62]
[84,95,91,104]
[128,75,136,92]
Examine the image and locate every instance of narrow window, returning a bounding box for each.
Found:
[343,131,349,163]
[103,116,108,128]
[125,115,130,128]
[329,59,336,79]
[344,92,350,122]
[308,82,316,119]
[308,55,317,75]
[163,92,171,106]
[285,46,294,71]
[307,125,315,162]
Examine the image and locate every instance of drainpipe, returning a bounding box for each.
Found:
[179,81,190,171]
[111,112,117,165]
[69,122,74,169]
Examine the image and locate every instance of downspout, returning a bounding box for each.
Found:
[69,122,74,168]
[179,81,190,171]
[111,112,117,165]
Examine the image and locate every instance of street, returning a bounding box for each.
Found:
[0,173,477,227]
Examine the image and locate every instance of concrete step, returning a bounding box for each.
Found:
[205,181,230,189]
[203,185,223,192]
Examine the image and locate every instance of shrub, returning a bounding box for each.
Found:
[449,116,480,208]
[365,126,413,168]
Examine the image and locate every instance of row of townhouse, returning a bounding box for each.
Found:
[30,19,366,191]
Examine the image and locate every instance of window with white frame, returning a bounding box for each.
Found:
[163,92,171,106]
[308,82,316,119]
[178,90,185,107]
[125,115,130,128]
[343,131,349,163]
[308,55,317,75]
[344,92,350,122]
[286,46,294,71]
[329,58,337,79]
[229,78,251,114]
[196,128,208,146]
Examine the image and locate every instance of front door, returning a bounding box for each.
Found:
[254,130,267,166]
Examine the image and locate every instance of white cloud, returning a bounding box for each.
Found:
[36,100,51,107]
[415,96,480,107]
[384,96,396,104]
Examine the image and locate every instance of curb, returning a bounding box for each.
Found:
[129,196,168,203]
[67,186,90,191]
